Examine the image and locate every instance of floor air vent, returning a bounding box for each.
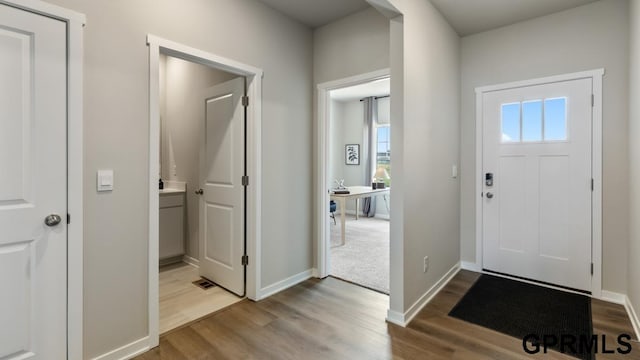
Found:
[192,278,216,290]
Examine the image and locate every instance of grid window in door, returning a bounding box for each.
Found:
[501,97,568,143]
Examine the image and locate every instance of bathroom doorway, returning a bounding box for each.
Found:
[157,54,246,333]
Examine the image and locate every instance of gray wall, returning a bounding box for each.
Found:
[460,0,630,294]
[313,7,390,84]
[628,0,640,318]
[388,0,461,311]
[330,100,365,190]
[160,55,237,260]
[44,0,313,358]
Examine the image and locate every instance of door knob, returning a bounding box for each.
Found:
[45,214,62,227]
[195,189,204,195]
[486,192,494,199]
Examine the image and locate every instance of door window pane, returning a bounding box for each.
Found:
[544,98,567,141]
[522,100,542,142]
[501,103,520,142]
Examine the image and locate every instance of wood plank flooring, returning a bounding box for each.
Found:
[138,270,640,359]
[159,262,243,334]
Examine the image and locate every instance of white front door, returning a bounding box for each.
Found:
[482,78,592,292]
[199,77,246,296]
[0,4,67,358]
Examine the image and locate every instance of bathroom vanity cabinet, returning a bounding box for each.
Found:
[159,189,185,261]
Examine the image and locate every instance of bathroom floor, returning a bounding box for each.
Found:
[159,262,243,334]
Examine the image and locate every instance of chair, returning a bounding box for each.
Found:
[330,200,337,225]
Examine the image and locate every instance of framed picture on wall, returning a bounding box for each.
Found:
[345,144,360,165]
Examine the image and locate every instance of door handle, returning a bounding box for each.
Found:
[486,192,494,199]
[44,214,62,227]
[195,189,204,195]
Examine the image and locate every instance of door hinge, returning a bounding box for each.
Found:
[591,94,594,107]
[591,178,594,191]
[242,255,249,266]
[242,175,249,186]
[67,214,71,224]
[590,263,594,275]
[242,96,249,107]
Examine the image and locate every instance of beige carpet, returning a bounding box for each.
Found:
[330,214,389,294]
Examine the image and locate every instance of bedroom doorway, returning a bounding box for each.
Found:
[316,70,391,294]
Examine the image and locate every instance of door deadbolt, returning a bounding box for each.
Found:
[485,173,494,187]
[195,189,204,195]
[486,192,494,199]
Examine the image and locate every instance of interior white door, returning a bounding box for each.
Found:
[482,78,592,292]
[199,77,246,296]
[0,4,67,359]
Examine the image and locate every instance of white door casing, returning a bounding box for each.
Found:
[199,77,246,296]
[0,4,67,358]
[482,78,593,292]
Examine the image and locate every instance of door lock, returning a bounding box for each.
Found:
[195,189,204,195]
[485,173,494,187]
[486,192,494,199]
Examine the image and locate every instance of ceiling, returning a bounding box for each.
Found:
[256,0,599,35]
[330,77,390,102]
[256,0,370,28]
[429,0,599,36]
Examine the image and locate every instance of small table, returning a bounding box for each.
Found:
[330,186,390,246]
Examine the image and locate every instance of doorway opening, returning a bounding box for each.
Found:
[316,70,391,294]
[148,35,263,348]
[157,54,245,333]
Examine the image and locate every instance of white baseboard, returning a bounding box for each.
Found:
[460,261,481,272]
[385,262,461,327]
[386,309,405,326]
[91,336,150,360]
[625,296,640,340]
[600,290,626,304]
[257,269,313,300]
[182,255,199,267]
[311,268,321,278]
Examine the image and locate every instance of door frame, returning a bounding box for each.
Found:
[147,35,263,348]
[315,68,390,279]
[474,69,604,298]
[0,0,85,358]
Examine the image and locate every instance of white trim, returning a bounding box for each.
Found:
[385,309,405,326]
[385,263,460,327]
[182,255,200,267]
[315,69,390,280]
[91,336,150,360]
[66,16,84,360]
[601,290,626,305]
[1,2,86,358]
[625,296,640,340]
[460,261,481,272]
[257,269,314,300]
[0,0,86,23]
[474,69,604,297]
[147,34,263,351]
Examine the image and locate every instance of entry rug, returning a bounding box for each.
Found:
[448,274,593,360]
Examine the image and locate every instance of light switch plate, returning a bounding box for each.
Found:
[97,170,114,192]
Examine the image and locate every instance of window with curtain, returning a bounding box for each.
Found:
[376,124,391,186]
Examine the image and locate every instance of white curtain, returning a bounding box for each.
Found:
[362,97,377,217]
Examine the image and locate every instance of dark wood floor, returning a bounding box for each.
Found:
[136,270,640,359]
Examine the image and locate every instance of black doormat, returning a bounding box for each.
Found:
[448,274,593,360]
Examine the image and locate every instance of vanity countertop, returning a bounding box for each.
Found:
[159,188,185,195]
[159,180,186,196]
